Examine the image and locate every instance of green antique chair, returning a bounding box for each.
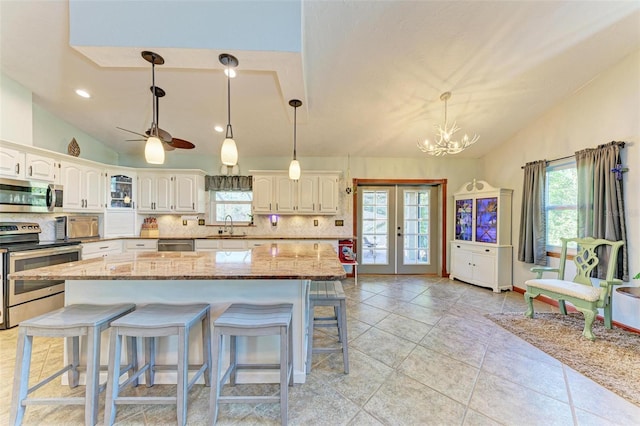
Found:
[524,237,624,341]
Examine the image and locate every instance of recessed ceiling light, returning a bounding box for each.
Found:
[214,125,224,133]
[223,69,237,78]
[75,89,91,98]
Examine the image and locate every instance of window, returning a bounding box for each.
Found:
[545,160,577,250]
[210,191,253,224]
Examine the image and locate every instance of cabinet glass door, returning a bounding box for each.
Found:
[110,175,133,208]
[475,197,498,243]
[455,198,473,241]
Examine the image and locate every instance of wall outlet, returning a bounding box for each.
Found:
[335,219,344,226]
[182,220,188,226]
[198,219,205,226]
[314,219,319,226]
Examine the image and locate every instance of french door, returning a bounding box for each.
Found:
[357,185,438,274]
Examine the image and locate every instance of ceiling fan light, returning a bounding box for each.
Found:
[289,159,301,180]
[145,136,165,164]
[221,137,238,166]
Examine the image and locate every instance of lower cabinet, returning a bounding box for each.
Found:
[123,239,158,252]
[81,240,122,259]
[450,242,512,292]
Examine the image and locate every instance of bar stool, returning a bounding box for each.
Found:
[210,303,293,425]
[10,303,136,426]
[104,303,211,426]
[306,280,349,374]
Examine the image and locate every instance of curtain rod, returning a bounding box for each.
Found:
[520,141,625,169]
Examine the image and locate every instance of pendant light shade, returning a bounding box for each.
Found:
[221,137,238,166]
[288,159,301,180]
[288,99,302,180]
[219,53,239,166]
[145,136,165,164]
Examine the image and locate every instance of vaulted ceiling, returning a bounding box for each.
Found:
[1,1,639,162]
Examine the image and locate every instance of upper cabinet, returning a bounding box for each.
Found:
[0,146,58,182]
[137,171,205,214]
[108,169,136,209]
[251,171,341,215]
[453,180,512,245]
[61,161,105,212]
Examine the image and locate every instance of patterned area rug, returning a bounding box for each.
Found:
[486,312,640,406]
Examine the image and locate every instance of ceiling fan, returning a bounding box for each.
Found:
[117,51,195,158]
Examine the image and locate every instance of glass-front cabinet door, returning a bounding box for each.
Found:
[108,173,135,209]
[455,198,473,241]
[475,197,498,243]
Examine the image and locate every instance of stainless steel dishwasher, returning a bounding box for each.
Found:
[157,239,195,252]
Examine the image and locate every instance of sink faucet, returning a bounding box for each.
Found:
[223,215,234,235]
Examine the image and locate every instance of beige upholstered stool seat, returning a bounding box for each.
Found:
[307,280,349,374]
[210,303,293,425]
[104,303,211,426]
[10,303,135,426]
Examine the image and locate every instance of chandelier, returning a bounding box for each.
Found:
[417,91,479,156]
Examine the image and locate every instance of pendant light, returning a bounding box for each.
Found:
[219,53,239,166]
[143,51,165,164]
[288,99,302,180]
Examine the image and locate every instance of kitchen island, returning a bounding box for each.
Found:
[9,243,346,384]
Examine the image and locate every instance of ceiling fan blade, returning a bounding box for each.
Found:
[117,126,147,138]
[125,138,146,142]
[169,138,196,149]
[163,142,176,151]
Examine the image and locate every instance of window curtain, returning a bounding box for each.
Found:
[204,175,252,191]
[576,141,628,281]
[518,160,547,265]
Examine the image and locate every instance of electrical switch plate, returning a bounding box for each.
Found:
[182,220,187,226]
[198,219,205,226]
[335,220,344,226]
[314,219,318,226]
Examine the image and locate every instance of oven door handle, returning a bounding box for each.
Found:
[9,245,81,259]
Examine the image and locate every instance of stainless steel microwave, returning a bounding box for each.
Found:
[0,178,63,213]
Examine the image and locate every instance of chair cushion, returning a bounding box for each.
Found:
[525,279,601,302]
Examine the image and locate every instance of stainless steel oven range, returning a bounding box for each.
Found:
[0,222,81,329]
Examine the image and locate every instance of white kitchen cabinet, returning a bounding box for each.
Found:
[219,239,247,250]
[107,169,136,209]
[251,171,341,215]
[123,239,158,252]
[449,180,513,292]
[104,210,137,237]
[61,161,105,212]
[252,175,274,213]
[138,172,205,213]
[82,240,122,259]
[137,173,173,213]
[450,242,512,292]
[0,146,25,179]
[318,174,340,214]
[25,153,57,182]
[195,239,219,251]
[174,173,205,213]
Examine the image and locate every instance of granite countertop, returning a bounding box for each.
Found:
[9,243,347,281]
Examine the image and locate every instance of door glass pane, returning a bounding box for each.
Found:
[403,189,430,265]
[362,190,389,265]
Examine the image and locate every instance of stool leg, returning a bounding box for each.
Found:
[104,328,122,426]
[85,326,101,426]
[334,306,342,342]
[306,300,314,374]
[10,328,32,425]
[68,335,80,387]
[202,311,212,387]
[229,335,237,386]
[339,300,349,374]
[145,336,155,387]
[210,330,223,425]
[280,325,288,426]
[288,320,294,387]
[126,336,139,387]
[177,327,189,426]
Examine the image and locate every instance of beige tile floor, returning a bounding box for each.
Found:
[1,275,639,425]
